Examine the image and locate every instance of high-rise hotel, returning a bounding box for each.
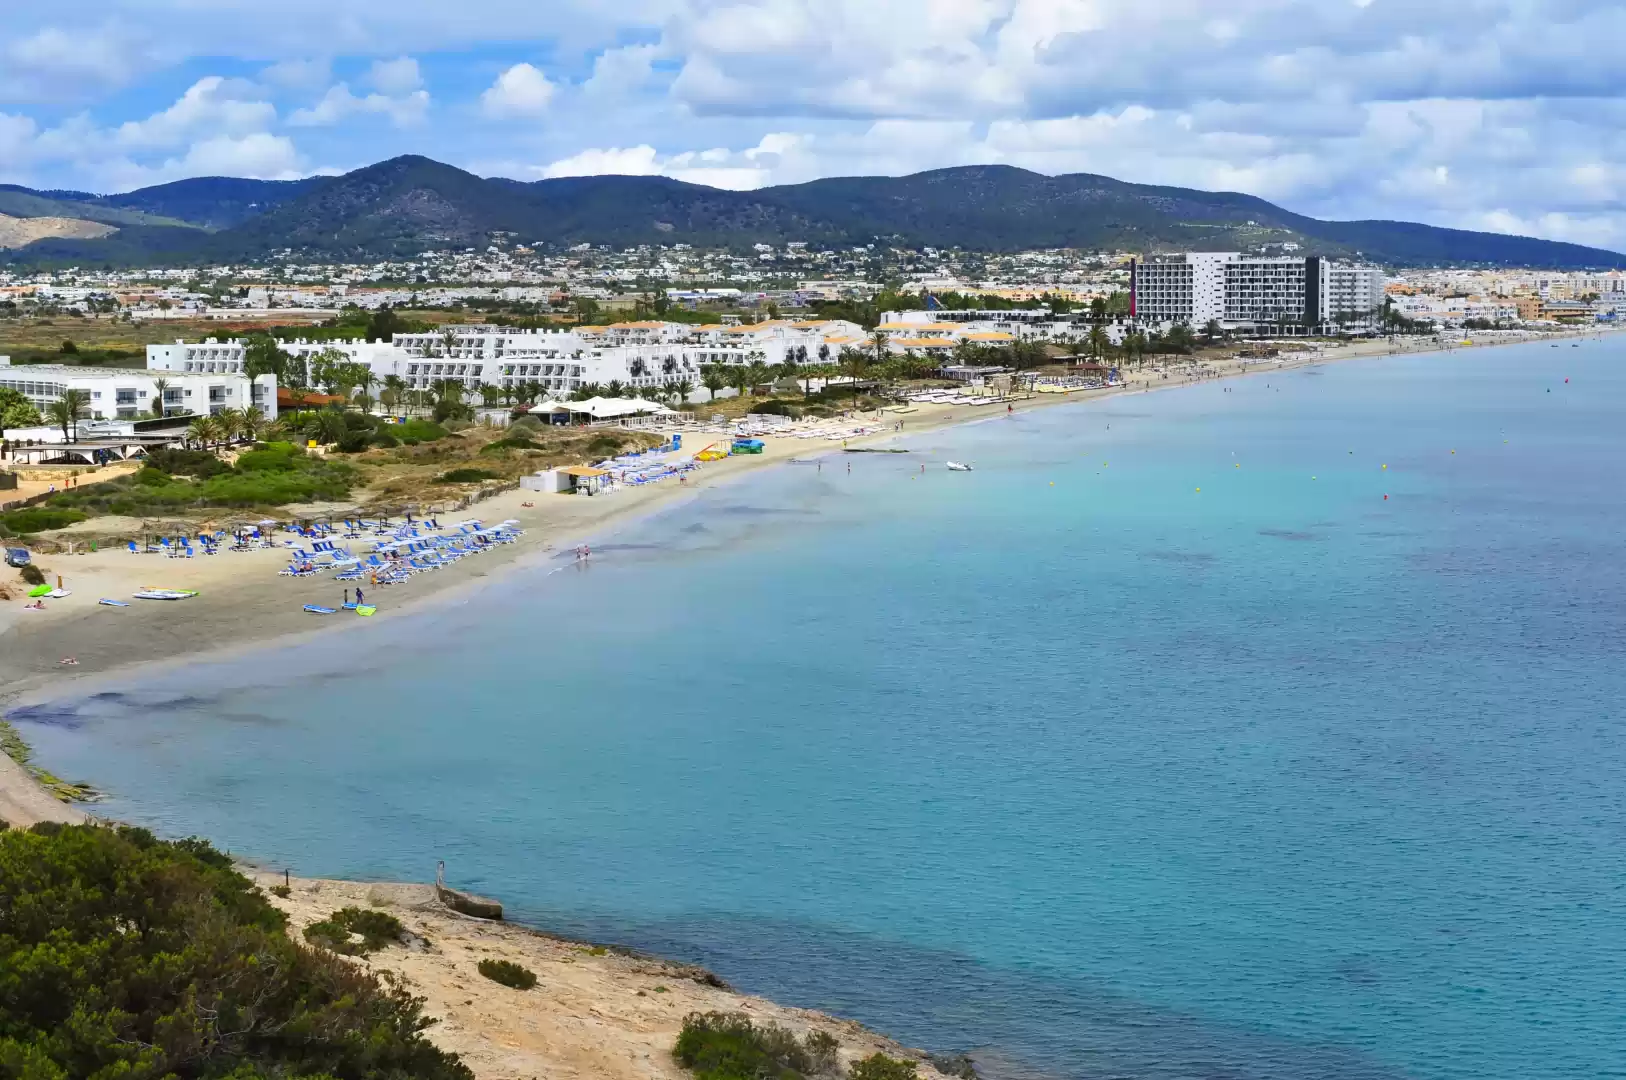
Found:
[1134,253,1386,333]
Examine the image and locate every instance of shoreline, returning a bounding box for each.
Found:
[0,323,1614,1076]
[7,325,1608,714]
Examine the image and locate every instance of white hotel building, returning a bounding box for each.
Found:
[0,354,276,424]
[142,320,868,401]
[1135,254,1386,334]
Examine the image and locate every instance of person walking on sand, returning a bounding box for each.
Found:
[355,587,365,607]
[344,588,350,607]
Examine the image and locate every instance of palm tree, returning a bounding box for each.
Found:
[150,377,170,418]
[47,388,90,442]
[238,406,267,443]
[868,329,890,367]
[745,359,769,396]
[840,347,871,400]
[701,367,727,402]
[727,365,751,400]
[214,406,244,444]
[670,378,694,407]
[605,379,626,398]
[382,374,406,418]
[1086,325,1109,362]
[480,385,501,409]
[186,414,221,450]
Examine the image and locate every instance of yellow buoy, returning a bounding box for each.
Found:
[1195,487,1201,493]
[1234,463,1240,468]
[1049,481,1054,486]
[1381,464,1387,470]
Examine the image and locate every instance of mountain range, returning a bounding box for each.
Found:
[2,156,1621,270]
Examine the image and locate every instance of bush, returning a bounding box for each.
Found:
[1,507,86,533]
[480,436,539,453]
[749,399,801,418]
[849,1055,919,1080]
[0,824,471,1079]
[508,415,544,434]
[436,467,501,483]
[302,906,407,956]
[135,467,174,486]
[235,447,301,472]
[335,430,372,453]
[674,1012,843,1079]
[585,434,630,458]
[477,958,538,990]
[19,563,46,586]
[145,447,228,478]
[370,430,401,448]
[394,419,448,442]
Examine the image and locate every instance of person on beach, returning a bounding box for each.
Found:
[355,587,365,607]
[344,589,350,606]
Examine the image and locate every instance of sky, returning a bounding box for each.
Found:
[2,0,1624,249]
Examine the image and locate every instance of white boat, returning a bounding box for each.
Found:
[946,461,974,472]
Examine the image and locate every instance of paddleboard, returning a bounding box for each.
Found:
[47,588,71,598]
[302,604,337,614]
[97,598,130,607]
[356,605,377,616]
[26,584,51,598]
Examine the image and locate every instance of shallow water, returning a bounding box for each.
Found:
[20,340,1626,1079]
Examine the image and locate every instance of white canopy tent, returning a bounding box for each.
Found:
[530,397,675,421]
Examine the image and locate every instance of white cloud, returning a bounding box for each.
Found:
[1,24,153,102]
[262,57,333,91]
[480,63,556,117]
[111,77,276,151]
[290,84,430,127]
[583,44,659,98]
[368,56,424,95]
[534,133,811,189]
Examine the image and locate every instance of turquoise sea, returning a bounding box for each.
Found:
[15,339,1626,1080]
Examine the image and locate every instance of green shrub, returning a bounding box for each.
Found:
[302,906,407,956]
[370,430,401,448]
[436,467,501,483]
[1,507,86,533]
[480,436,540,453]
[749,399,801,417]
[849,1055,918,1080]
[508,415,544,434]
[586,434,629,458]
[674,1012,839,1079]
[477,958,538,990]
[135,467,174,487]
[270,883,291,898]
[235,447,300,472]
[394,419,448,442]
[335,430,372,453]
[145,447,228,477]
[19,563,46,586]
[0,824,471,1079]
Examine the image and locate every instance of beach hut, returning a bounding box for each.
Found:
[556,465,609,494]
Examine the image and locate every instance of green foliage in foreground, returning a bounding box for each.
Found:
[0,823,473,1080]
[674,1012,849,1079]
[303,907,407,956]
[0,507,86,534]
[476,959,537,990]
[39,446,353,518]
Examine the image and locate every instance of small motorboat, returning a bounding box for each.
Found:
[946,461,974,472]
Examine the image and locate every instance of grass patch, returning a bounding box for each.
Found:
[302,907,407,956]
[1,507,87,533]
[674,1012,846,1080]
[39,449,353,517]
[477,959,538,990]
[435,467,502,484]
[144,447,228,478]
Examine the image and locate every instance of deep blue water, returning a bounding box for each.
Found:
[17,339,1626,1080]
